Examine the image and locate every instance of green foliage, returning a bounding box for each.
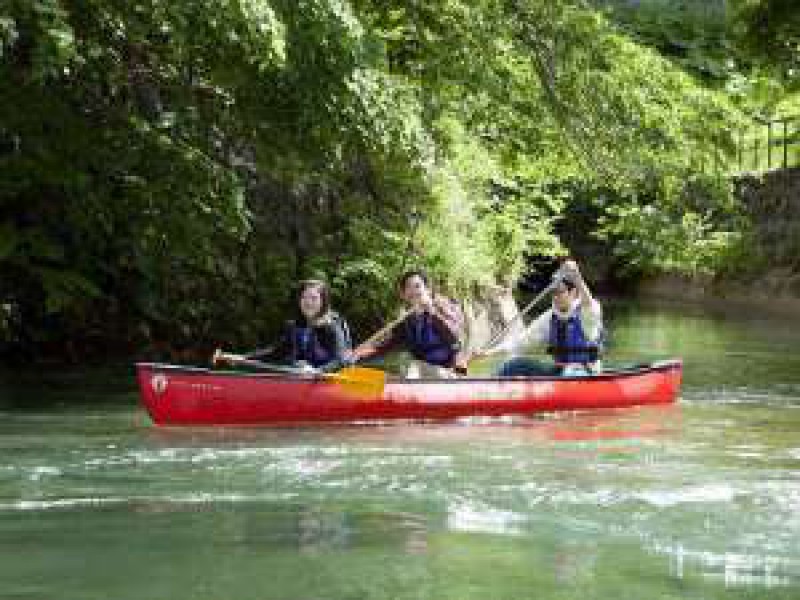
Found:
[730,0,800,85]
[598,200,743,275]
[500,1,746,278]
[0,0,778,358]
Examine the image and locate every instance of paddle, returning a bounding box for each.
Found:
[483,279,559,351]
[462,276,561,372]
[357,311,409,348]
[212,349,386,396]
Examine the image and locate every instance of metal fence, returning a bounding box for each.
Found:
[737,115,800,173]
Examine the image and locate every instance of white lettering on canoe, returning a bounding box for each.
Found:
[171,381,223,393]
[525,382,557,399]
[617,374,657,400]
[151,374,168,395]
[397,381,556,404]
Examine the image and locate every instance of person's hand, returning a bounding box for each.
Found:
[212,348,229,366]
[296,361,319,375]
[413,296,434,314]
[351,346,369,361]
[559,259,582,283]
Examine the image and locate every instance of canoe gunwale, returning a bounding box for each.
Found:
[135,359,682,384]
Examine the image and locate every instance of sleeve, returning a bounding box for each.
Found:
[430,296,463,343]
[317,318,355,373]
[578,300,603,342]
[245,323,293,363]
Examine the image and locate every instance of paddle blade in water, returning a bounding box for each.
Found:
[327,366,386,398]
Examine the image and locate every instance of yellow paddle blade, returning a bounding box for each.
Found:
[325,366,386,397]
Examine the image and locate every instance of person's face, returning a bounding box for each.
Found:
[552,284,575,312]
[401,275,430,306]
[299,287,324,320]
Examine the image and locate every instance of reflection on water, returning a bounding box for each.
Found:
[1,300,799,599]
[659,542,798,589]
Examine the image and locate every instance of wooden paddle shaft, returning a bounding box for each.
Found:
[213,350,315,375]
[359,312,408,348]
[481,281,557,351]
[212,349,385,394]
[213,349,249,365]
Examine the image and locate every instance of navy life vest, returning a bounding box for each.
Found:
[404,312,457,367]
[546,310,601,365]
[290,314,351,368]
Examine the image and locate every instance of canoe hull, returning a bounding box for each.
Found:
[136,360,682,426]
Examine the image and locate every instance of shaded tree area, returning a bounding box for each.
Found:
[732,0,799,84]
[0,0,772,362]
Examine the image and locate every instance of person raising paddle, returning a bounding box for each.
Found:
[217,279,352,373]
[351,269,466,379]
[478,260,604,376]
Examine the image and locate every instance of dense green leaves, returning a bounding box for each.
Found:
[731,0,799,85]
[0,0,774,358]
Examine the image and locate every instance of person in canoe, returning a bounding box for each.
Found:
[478,260,604,376]
[217,279,352,373]
[351,269,466,378]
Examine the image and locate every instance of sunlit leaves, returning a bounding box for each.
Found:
[0,0,769,355]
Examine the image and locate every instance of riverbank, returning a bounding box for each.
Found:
[637,273,800,317]
[616,166,799,316]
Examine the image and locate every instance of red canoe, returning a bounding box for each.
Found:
[136,359,682,426]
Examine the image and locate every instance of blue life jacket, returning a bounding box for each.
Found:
[547,310,600,365]
[404,313,457,367]
[292,326,333,368]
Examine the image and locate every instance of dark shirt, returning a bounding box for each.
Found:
[371,304,462,367]
[247,313,351,372]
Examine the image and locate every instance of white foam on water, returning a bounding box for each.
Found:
[26,466,62,481]
[80,446,301,469]
[786,447,800,460]
[446,500,527,536]
[0,497,129,511]
[654,542,799,588]
[0,491,300,512]
[634,483,737,507]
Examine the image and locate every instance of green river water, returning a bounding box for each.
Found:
[1,301,799,600]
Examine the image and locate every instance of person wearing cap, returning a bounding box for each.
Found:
[479,259,604,376]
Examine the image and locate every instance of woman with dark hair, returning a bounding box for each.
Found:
[352,269,466,378]
[243,279,352,373]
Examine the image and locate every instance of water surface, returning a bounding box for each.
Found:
[1,301,799,599]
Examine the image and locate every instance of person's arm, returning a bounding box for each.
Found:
[429,296,463,342]
[561,260,594,310]
[245,324,292,362]
[560,260,602,342]
[579,299,603,342]
[317,319,354,373]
